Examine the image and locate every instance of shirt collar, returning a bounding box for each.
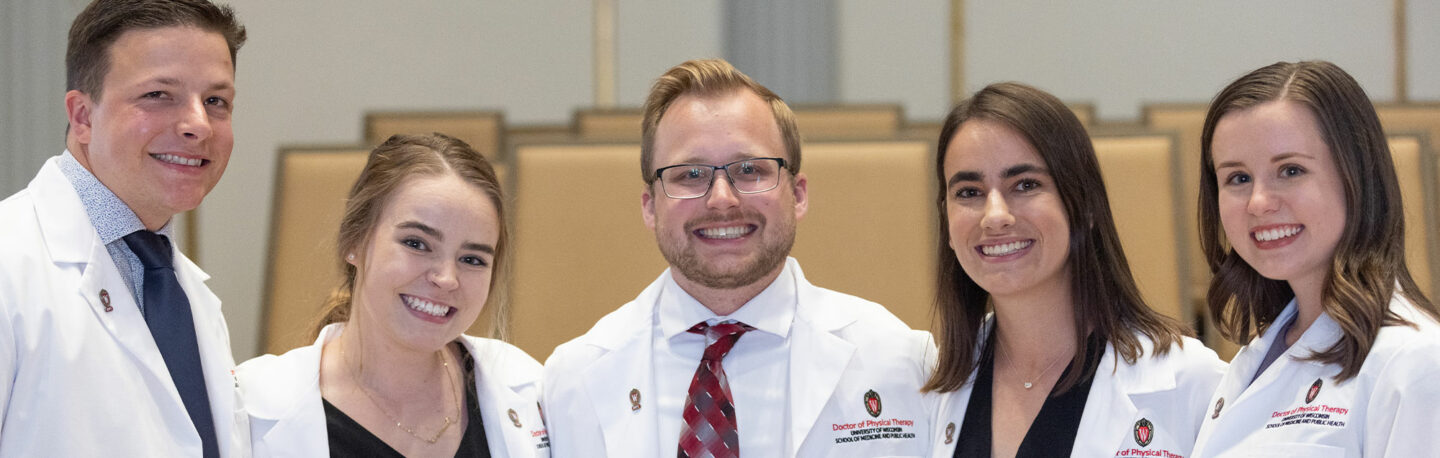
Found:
[58,150,173,242]
[658,261,798,340]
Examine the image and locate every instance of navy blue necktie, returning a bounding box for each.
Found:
[123,231,219,458]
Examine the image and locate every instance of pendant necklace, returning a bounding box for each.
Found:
[347,347,462,444]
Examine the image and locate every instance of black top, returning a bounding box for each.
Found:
[953,333,1102,458]
[324,342,492,458]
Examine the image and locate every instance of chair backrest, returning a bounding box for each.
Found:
[508,144,667,360]
[261,146,510,355]
[506,140,936,360]
[365,111,506,160]
[1142,104,1210,299]
[261,146,371,354]
[1090,135,1188,325]
[791,141,936,330]
[1388,135,1436,298]
[574,105,905,142]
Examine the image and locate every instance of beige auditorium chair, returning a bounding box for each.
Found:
[1388,135,1437,298]
[261,146,371,354]
[365,110,506,160]
[574,105,905,142]
[1090,135,1191,324]
[506,140,935,361]
[261,145,509,355]
[1143,104,1210,304]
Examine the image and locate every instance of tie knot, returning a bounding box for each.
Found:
[123,230,174,270]
[688,321,753,362]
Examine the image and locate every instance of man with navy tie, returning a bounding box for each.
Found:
[543,59,936,457]
[0,0,247,455]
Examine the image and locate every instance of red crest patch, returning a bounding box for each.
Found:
[1133,418,1154,447]
[1306,378,1323,404]
[863,389,882,417]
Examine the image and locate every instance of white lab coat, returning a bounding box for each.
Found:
[0,156,247,456]
[1192,294,1440,457]
[236,323,551,457]
[928,320,1226,457]
[542,258,936,457]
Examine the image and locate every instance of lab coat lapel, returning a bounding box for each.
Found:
[77,239,181,405]
[582,290,660,457]
[788,274,857,456]
[249,341,326,458]
[467,339,544,458]
[175,254,242,456]
[1073,343,1142,457]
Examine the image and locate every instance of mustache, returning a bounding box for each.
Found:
[683,208,766,232]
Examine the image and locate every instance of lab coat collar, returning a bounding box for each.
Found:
[243,325,332,458]
[32,155,97,265]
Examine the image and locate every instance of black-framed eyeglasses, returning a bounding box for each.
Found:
[653,157,790,199]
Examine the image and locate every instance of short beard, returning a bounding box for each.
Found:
[657,209,795,290]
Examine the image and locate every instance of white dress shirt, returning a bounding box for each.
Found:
[654,269,795,454]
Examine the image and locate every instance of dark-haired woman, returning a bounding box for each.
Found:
[236,134,548,457]
[1190,61,1440,457]
[925,82,1225,457]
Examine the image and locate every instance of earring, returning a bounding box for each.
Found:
[347,253,355,261]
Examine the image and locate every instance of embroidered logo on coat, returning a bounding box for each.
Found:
[629,388,642,412]
[99,289,113,312]
[863,390,882,417]
[1306,378,1323,404]
[1133,418,1154,447]
[1212,397,1225,419]
[944,422,956,444]
[508,408,522,428]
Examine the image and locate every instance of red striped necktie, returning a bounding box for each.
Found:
[678,321,754,458]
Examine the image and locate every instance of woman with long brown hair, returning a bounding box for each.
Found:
[1191,61,1440,457]
[926,82,1225,457]
[236,133,548,457]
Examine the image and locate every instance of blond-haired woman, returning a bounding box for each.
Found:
[237,133,548,457]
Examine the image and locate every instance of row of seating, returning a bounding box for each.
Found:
[260,103,1439,361]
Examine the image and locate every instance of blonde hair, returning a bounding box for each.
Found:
[312,133,511,340]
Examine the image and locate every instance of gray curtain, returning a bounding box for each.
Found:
[0,1,83,196]
[723,0,837,105]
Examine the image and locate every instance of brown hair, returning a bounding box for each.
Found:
[924,82,1188,394]
[67,0,246,101]
[639,58,801,183]
[1199,60,1438,381]
[312,133,511,340]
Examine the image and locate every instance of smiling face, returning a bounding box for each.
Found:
[943,119,1071,301]
[66,26,236,230]
[641,89,808,291]
[350,173,500,353]
[1211,100,1346,295]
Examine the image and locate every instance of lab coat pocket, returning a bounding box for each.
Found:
[1227,442,1342,457]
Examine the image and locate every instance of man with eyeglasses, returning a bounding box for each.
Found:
[543,59,935,457]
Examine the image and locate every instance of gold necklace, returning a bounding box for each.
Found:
[995,341,1070,390]
[346,347,461,444]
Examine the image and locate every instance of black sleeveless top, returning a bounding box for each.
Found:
[323,342,492,457]
[953,334,1102,458]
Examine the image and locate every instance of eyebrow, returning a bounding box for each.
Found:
[145,77,234,92]
[946,163,1046,188]
[397,221,495,254]
[1214,151,1315,170]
